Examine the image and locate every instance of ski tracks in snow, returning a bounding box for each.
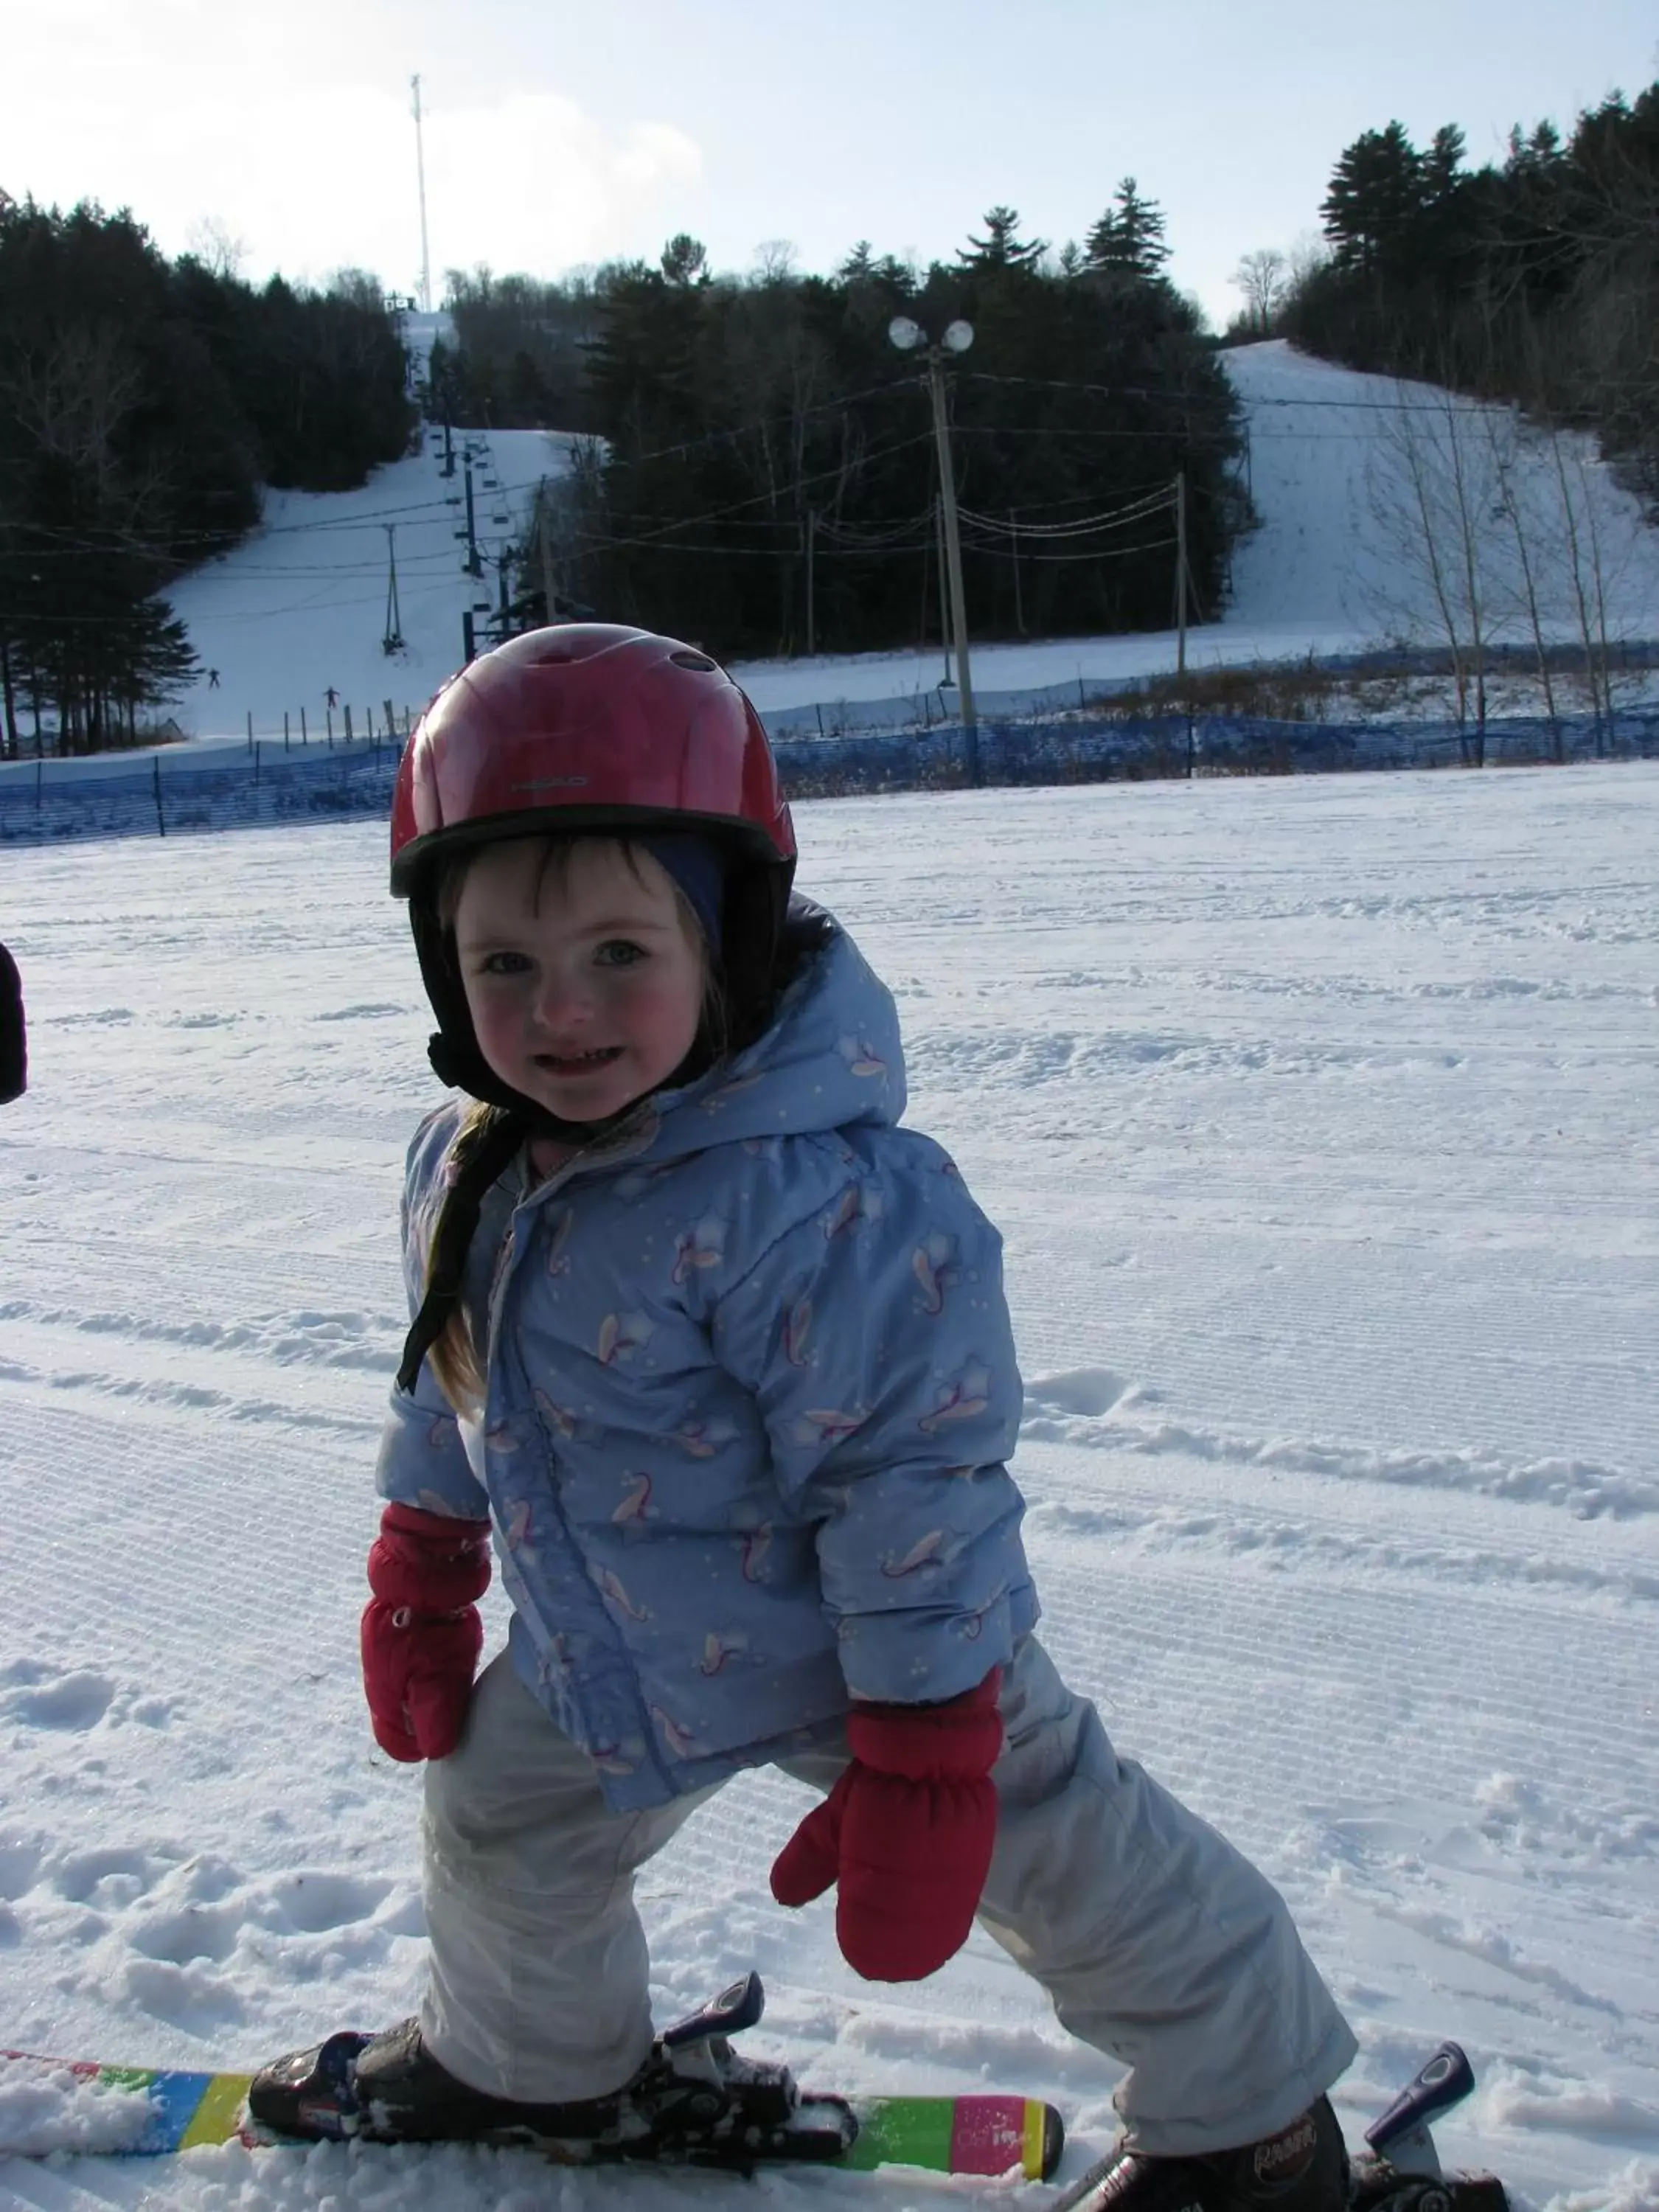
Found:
[1,773,1657,2208]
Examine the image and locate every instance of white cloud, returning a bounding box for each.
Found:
[422,94,705,285]
[1,4,704,293]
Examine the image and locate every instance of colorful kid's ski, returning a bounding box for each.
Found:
[2,1972,1062,2180]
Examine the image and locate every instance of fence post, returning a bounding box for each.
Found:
[254,740,260,787]
[344,703,354,742]
[153,755,165,837]
[246,709,254,752]
[283,711,291,751]
[300,704,308,746]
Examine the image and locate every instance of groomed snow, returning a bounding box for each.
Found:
[1,762,1656,2211]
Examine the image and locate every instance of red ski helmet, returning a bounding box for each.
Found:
[392,624,799,1117]
[392,623,794,895]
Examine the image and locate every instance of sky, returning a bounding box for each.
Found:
[2,0,1655,330]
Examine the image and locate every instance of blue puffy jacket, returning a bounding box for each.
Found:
[375,911,1039,1810]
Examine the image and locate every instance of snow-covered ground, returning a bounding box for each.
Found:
[135,341,1659,747]
[1,763,1656,2211]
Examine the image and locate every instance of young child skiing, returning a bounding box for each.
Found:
[253,625,1358,2211]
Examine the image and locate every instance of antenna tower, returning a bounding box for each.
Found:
[411,74,433,314]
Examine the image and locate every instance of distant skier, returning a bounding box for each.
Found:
[0,941,25,1102]
[206,667,221,689]
[251,627,1356,2208]
[325,685,339,710]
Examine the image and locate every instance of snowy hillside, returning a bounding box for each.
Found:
[1221,342,1659,659]
[153,341,1659,738]
[162,417,577,742]
[2,764,1657,2211]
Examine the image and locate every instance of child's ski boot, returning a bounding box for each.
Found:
[246,1972,854,2168]
[1050,2044,1508,2212]
[1046,2095,1348,2212]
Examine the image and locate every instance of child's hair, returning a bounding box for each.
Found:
[417,832,728,1415]
[421,1099,517,1413]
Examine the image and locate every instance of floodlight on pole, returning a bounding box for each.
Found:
[889,316,976,742]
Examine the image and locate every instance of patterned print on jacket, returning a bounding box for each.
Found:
[375,913,1039,1812]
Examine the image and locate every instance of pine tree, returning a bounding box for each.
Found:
[960,206,1046,270]
[1085,178,1170,279]
[1321,122,1425,273]
[660,234,709,286]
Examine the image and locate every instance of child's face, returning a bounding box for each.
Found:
[452,838,707,1122]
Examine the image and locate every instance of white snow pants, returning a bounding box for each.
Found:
[419,1637,1357,2157]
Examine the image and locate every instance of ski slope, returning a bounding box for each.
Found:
[1,763,1656,2211]
[1220,343,1659,657]
[161,417,578,744]
[151,340,1659,740]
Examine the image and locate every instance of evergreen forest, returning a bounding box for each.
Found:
[437,190,1241,664]
[0,201,411,750]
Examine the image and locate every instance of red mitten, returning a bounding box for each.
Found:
[361,1502,491,1762]
[770,1669,1002,1980]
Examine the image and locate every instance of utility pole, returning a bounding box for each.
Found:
[1175,470,1194,777]
[0,633,18,759]
[926,351,975,732]
[411,76,433,315]
[933,496,952,687]
[804,507,817,658]
[890,315,976,743]
[538,480,560,625]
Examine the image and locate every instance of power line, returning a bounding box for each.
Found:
[958,487,1175,539]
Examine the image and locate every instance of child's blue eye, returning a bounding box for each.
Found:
[480,950,532,977]
[595,941,646,969]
